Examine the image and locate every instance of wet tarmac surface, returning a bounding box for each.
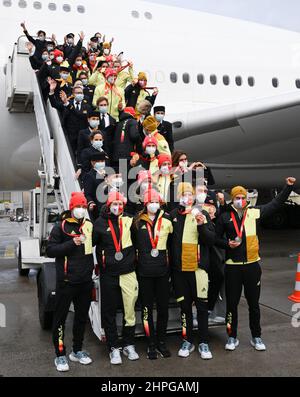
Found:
[0,218,300,377]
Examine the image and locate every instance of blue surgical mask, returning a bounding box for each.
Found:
[60,72,69,80]
[75,94,84,102]
[92,141,103,150]
[42,54,49,61]
[82,79,88,86]
[155,114,164,123]
[89,120,100,129]
[99,106,108,114]
[94,162,105,171]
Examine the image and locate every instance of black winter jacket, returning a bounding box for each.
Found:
[112,113,141,162]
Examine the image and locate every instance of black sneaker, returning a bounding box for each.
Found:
[156,342,171,358]
[147,344,158,360]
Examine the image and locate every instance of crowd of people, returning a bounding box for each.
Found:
[22,23,297,372]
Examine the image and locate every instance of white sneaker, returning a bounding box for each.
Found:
[123,345,139,361]
[54,356,70,372]
[225,337,239,351]
[178,340,195,358]
[250,337,266,351]
[198,343,213,360]
[69,351,92,365]
[109,348,122,365]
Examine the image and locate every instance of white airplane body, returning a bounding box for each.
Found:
[0,0,300,190]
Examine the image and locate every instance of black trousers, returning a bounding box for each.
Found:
[100,273,135,350]
[208,259,224,311]
[225,262,262,339]
[172,271,209,344]
[138,274,170,345]
[52,281,92,357]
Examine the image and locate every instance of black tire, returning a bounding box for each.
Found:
[37,274,54,330]
[18,243,30,277]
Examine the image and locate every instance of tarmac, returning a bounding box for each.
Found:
[0,218,300,377]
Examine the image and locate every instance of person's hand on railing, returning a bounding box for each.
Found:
[47,77,57,94]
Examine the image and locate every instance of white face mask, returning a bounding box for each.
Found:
[179,160,188,169]
[111,178,123,188]
[75,94,84,102]
[145,146,156,156]
[75,61,82,67]
[197,193,207,204]
[89,120,100,129]
[180,196,193,207]
[67,38,74,44]
[160,166,170,175]
[60,72,69,80]
[110,204,122,216]
[155,114,164,122]
[56,56,64,64]
[233,199,245,209]
[82,79,88,86]
[94,162,105,171]
[99,105,108,114]
[104,48,110,55]
[147,202,160,214]
[92,140,103,150]
[73,208,86,219]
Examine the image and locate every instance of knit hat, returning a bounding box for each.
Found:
[177,182,194,198]
[69,192,87,210]
[123,107,136,118]
[158,154,172,168]
[138,72,147,81]
[53,49,64,60]
[230,186,247,200]
[143,116,158,133]
[138,170,152,185]
[143,189,162,205]
[103,42,111,49]
[105,68,117,79]
[107,191,127,207]
[154,106,165,113]
[143,135,158,149]
[59,60,70,71]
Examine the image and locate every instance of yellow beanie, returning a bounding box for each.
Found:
[138,72,147,81]
[143,116,158,133]
[177,182,194,198]
[103,42,111,49]
[230,186,247,199]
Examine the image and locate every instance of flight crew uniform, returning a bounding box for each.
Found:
[46,194,94,360]
[215,183,294,342]
[134,203,173,356]
[157,120,174,153]
[169,184,215,354]
[92,194,139,354]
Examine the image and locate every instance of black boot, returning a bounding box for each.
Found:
[147,344,158,360]
[156,341,171,358]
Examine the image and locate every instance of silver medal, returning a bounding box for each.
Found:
[79,234,86,243]
[115,252,124,261]
[235,237,242,243]
[151,249,159,258]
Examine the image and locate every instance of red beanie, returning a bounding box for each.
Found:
[143,189,162,205]
[53,49,64,60]
[69,192,87,210]
[124,107,136,118]
[138,170,152,185]
[105,68,117,79]
[107,191,127,207]
[158,154,172,168]
[143,135,158,149]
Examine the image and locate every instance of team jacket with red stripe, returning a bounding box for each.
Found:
[46,211,94,284]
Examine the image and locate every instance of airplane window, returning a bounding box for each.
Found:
[18,0,27,8]
[183,73,190,84]
[48,2,56,10]
[33,1,42,9]
[63,4,71,12]
[248,76,255,87]
[272,78,279,88]
[197,74,205,84]
[223,75,230,86]
[77,5,85,13]
[145,12,153,19]
[3,0,12,6]
[132,10,139,18]
[235,76,242,86]
[210,74,217,85]
[170,72,178,83]
[296,79,300,89]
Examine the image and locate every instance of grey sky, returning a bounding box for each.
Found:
[145,0,300,33]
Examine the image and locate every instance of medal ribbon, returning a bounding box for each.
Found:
[108,218,123,253]
[146,216,162,250]
[230,210,247,240]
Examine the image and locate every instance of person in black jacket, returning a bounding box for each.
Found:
[92,191,140,365]
[21,22,52,59]
[96,96,117,157]
[125,72,158,112]
[215,177,296,353]
[77,111,101,170]
[78,72,95,106]
[111,107,142,172]
[154,106,174,153]
[83,151,110,221]
[169,182,215,360]
[48,79,91,157]
[63,33,76,60]
[46,192,94,372]
[134,189,173,359]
